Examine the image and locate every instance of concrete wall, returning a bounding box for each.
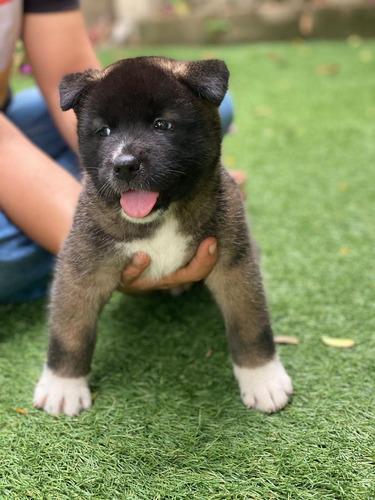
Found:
[80,0,375,44]
[81,0,113,25]
[113,0,162,21]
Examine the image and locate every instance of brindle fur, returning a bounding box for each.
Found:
[39,56,289,412]
[49,167,274,377]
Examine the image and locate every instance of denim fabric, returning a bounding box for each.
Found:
[220,91,234,136]
[0,87,234,303]
[0,88,80,303]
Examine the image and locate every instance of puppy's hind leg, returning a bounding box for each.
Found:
[34,260,120,416]
[205,256,292,413]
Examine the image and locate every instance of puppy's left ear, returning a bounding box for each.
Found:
[59,68,101,111]
[178,59,229,106]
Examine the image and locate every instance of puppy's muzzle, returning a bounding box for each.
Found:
[113,154,140,181]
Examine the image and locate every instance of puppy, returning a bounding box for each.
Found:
[34,57,292,416]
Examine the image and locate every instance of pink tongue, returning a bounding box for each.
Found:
[120,190,159,218]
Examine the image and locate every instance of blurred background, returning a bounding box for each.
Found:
[80,0,375,46]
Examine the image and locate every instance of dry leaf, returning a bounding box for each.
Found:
[91,391,99,401]
[274,336,299,345]
[341,247,349,255]
[321,336,355,348]
[267,52,287,67]
[205,349,213,358]
[338,182,348,192]
[315,64,340,76]
[253,106,274,118]
[202,51,218,60]
[14,407,28,415]
[224,156,236,168]
[347,35,362,47]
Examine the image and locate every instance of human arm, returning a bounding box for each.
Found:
[0,9,95,253]
[22,8,100,152]
[0,113,81,255]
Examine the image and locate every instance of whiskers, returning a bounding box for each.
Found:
[92,178,117,203]
[84,162,194,203]
[169,167,191,177]
[148,166,194,186]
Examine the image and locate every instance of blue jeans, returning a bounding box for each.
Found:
[0,87,234,303]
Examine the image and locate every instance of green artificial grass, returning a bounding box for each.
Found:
[1,40,374,499]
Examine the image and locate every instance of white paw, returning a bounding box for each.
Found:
[234,356,293,413]
[33,365,92,416]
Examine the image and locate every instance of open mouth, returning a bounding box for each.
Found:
[120,190,160,219]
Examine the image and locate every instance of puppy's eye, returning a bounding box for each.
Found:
[97,126,111,137]
[154,119,173,131]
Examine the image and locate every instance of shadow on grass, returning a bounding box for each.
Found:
[91,284,233,404]
[0,298,47,343]
[0,284,235,410]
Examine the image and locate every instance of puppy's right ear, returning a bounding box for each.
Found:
[59,69,101,111]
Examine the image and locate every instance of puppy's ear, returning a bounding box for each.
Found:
[59,69,101,111]
[178,59,229,106]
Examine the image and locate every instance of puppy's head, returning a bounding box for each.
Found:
[60,57,229,220]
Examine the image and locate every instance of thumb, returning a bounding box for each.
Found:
[121,253,151,285]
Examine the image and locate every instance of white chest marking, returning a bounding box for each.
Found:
[122,213,192,281]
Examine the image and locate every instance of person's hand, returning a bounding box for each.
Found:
[229,170,247,199]
[230,170,247,188]
[118,237,218,294]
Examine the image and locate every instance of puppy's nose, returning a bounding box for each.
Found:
[113,154,140,180]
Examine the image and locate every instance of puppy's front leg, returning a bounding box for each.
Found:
[34,258,119,416]
[206,256,292,413]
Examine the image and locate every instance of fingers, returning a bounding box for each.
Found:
[118,253,151,292]
[119,237,218,293]
[163,237,217,286]
[229,170,247,189]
